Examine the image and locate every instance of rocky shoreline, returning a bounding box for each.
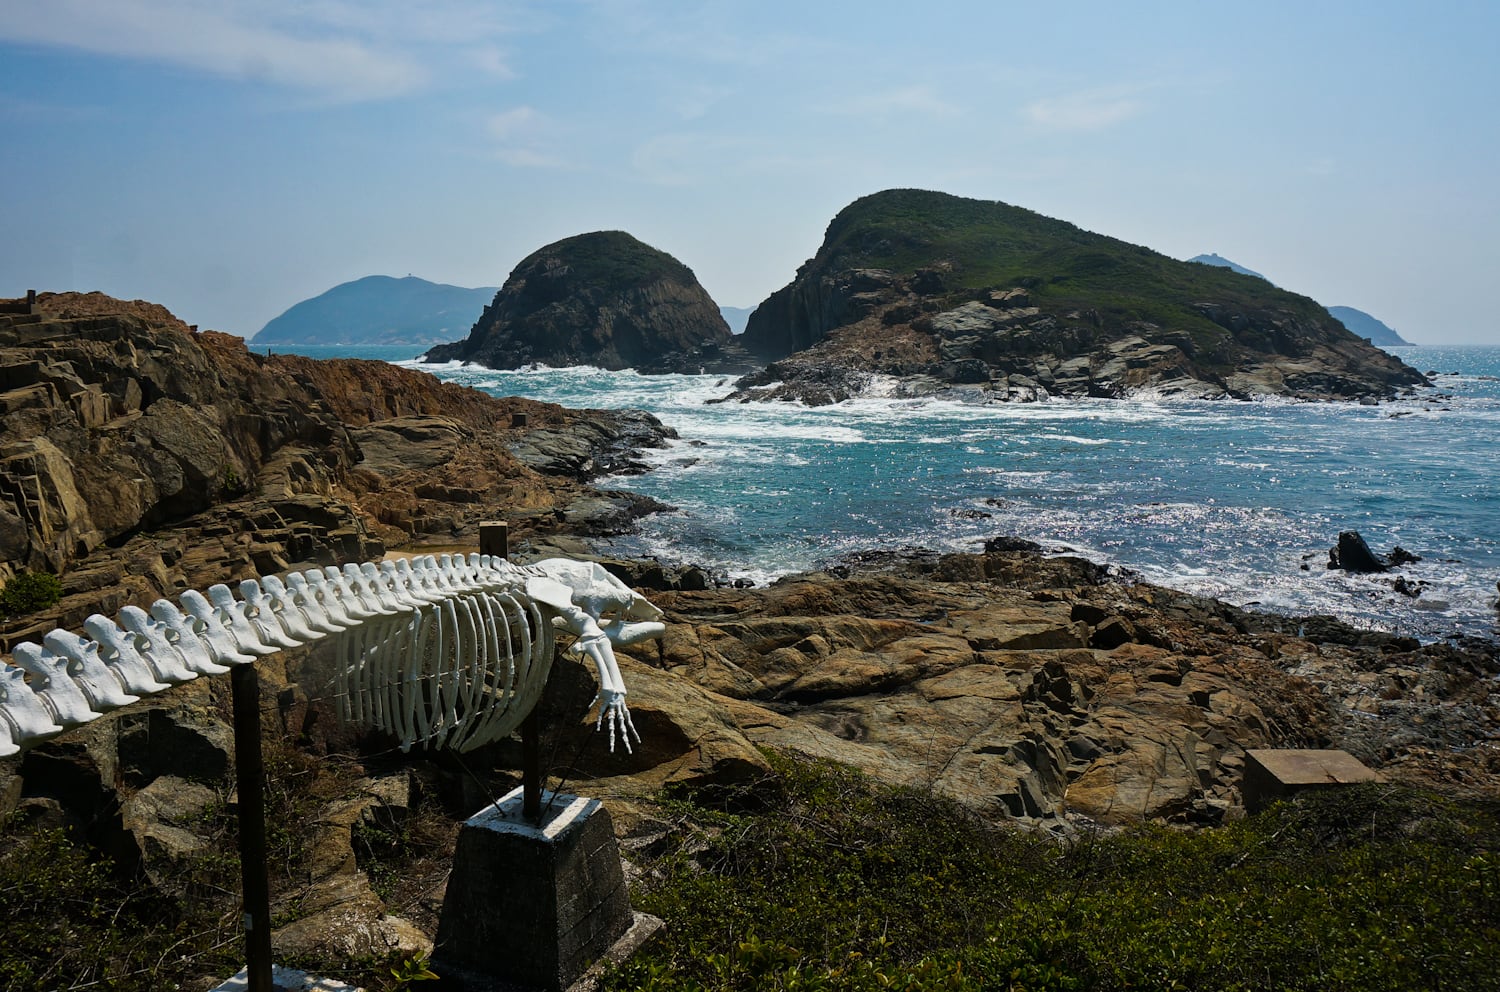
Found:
[2,291,1496,972]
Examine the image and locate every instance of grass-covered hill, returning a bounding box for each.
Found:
[737,190,1425,402]
[425,231,737,372]
[253,275,496,346]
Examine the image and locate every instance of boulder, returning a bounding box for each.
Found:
[1328,530,1389,572]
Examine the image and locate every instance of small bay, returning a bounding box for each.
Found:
[260,343,1500,641]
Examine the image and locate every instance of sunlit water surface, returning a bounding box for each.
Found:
[265,344,1500,641]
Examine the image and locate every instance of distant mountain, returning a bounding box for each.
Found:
[254,275,497,346]
[1187,253,1268,281]
[720,306,753,335]
[1188,256,1414,346]
[1326,306,1413,347]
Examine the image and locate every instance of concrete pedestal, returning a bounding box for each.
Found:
[432,787,642,992]
[1242,748,1380,814]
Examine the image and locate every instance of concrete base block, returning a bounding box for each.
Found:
[1243,748,1380,814]
[432,787,645,992]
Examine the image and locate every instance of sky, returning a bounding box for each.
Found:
[1,1,1496,345]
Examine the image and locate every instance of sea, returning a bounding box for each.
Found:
[259,344,1500,643]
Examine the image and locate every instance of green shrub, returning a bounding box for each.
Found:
[602,754,1500,992]
[0,571,63,617]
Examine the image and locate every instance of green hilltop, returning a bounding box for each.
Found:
[813,188,1333,346]
[739,189,1423,401]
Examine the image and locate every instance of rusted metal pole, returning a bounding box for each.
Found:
[231,664,273,992]
[479,521,541,822]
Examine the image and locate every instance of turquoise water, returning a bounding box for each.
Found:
[260,343,1500,641]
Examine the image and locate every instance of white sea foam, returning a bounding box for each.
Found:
[385,349,1500,642]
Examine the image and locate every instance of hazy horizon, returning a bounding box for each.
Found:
[3,1,1496,345]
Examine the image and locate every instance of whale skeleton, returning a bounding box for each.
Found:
[0,554,665,758]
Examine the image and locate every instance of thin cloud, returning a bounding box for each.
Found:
[822,85,961,120]
[0,0,519,102]
[487,106,565,168]
[1025,86,1148,131]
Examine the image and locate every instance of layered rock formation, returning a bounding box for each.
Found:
[728,190,1427,404]
[0,292,674,649]
[425,231,753,373]
[582,550,1499,827]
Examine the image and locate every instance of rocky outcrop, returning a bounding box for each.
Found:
[424,231,743,373]
[524,549,1499,829]
[730,190,1427,404]
[0,293,675,649]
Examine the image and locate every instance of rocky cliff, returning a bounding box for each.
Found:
[425,231,750,373]
[731,190,1427,404]
[0,292,675,649]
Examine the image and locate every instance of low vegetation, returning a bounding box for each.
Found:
[4,742,1495,991]
[817,189,1335,343]
[0,571,63,618]
[604,751,1499,991]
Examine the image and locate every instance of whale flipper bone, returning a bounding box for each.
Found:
[11,641,102,726]
[41,628,144,710]
[179,589,257,666]
[0,660,65,753]
[115,606,200,683]
[149,600,232,675]
[206,584,283,656]
[79,613,175,693]
[241,578,320,645]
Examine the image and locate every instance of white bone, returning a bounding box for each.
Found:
[206,584,284,656]
[114,605,201,683]
[381,560,433,608]
[41,629,145,708]
[179,589,258,665]
[286,572,351,633]
[239,578,318,646]
[1,553,664,759]
[76,614,174,694]
[341,564,401,617]
[0,662,64,752]
[357,562,410,614]
[149,600,233,675]
[11,642,106,726]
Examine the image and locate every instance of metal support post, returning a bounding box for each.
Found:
[231,664,273,992]
[480,519,540,821]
